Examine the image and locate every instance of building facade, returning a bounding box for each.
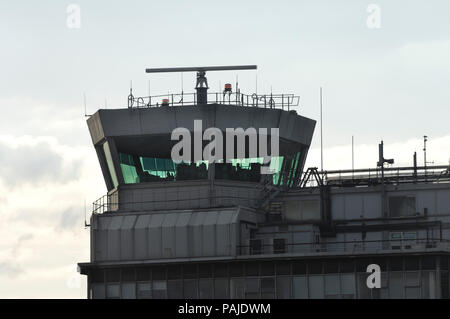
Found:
[78,88,450,299]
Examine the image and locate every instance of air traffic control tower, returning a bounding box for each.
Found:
[79,65,450,299]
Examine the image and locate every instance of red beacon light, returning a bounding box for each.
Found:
[161,98,169,106]
[224,83,232,93]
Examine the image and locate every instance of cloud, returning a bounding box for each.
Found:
[0,138,82,186]
[0,261,24,279]
[0,133,104,298]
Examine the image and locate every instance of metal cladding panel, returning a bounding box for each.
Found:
[344,194,363,219]
[437,189,450,215]
[121,215,136,260]
[216,210,235,255]
[134,215,151,259]
[95,216,111,261]
[175,212,191,258]
[363,193,382,218]
[365,232,382,251]
[417,190,436,215]
[202,212,219,256]
[107,216,123,260]
[214,106,260,131]
[189,211,207,257]
[162,213,177,258]
[173,106,215,131]
[331,194,345,220]
[148,214,164,258]
[291,230,313,253]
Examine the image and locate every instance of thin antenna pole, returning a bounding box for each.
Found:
[423,135,428,178]
[352,135,354,177]
[83,92,87,117]
[320,87,324,171]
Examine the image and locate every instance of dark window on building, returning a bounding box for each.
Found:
[245,262,259,276]
[261,262,275,276]
[405,257,420,271]
[422,256,436,270]
[122,268,135,282]
[308,261,323,274]
[442,257,449,270]
[230,263,244,277]
[199,264,213,278]
[167,265,182,280]
[292,261,307,275]
[276,261,291,275]
[356,258,372,272]
[106,269,120,282]
[324,260,339,273]
[91,269,105,283]
[214,264,228,278]
[340,260,355,273]
[137,268,151,281]
[389,257,403,271]
[153,266,166,280]
[183,264,198,279]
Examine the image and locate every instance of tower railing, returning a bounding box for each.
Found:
[127,91,300,110]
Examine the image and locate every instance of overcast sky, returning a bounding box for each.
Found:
[0,0,449,298]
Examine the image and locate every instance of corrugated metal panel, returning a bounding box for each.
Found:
[175,212,191,258]
[95,216,111,261]
[190,211,207,257]
[162,213,177,258]
[202,211,219,256]
[216,210,233,255]
[121,215,136,260]
[148,214,164,258]
[134,215,151,259]
[92,206,250,262]
[107,216,123,260]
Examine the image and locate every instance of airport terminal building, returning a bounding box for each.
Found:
[78,67,450,299]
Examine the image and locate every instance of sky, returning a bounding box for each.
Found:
[0,0,449,298]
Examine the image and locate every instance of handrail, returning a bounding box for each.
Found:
[127,91,300,110]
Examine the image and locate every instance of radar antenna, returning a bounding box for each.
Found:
[145,65,257,104]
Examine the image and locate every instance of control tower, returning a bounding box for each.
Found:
[79,66,450,299]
